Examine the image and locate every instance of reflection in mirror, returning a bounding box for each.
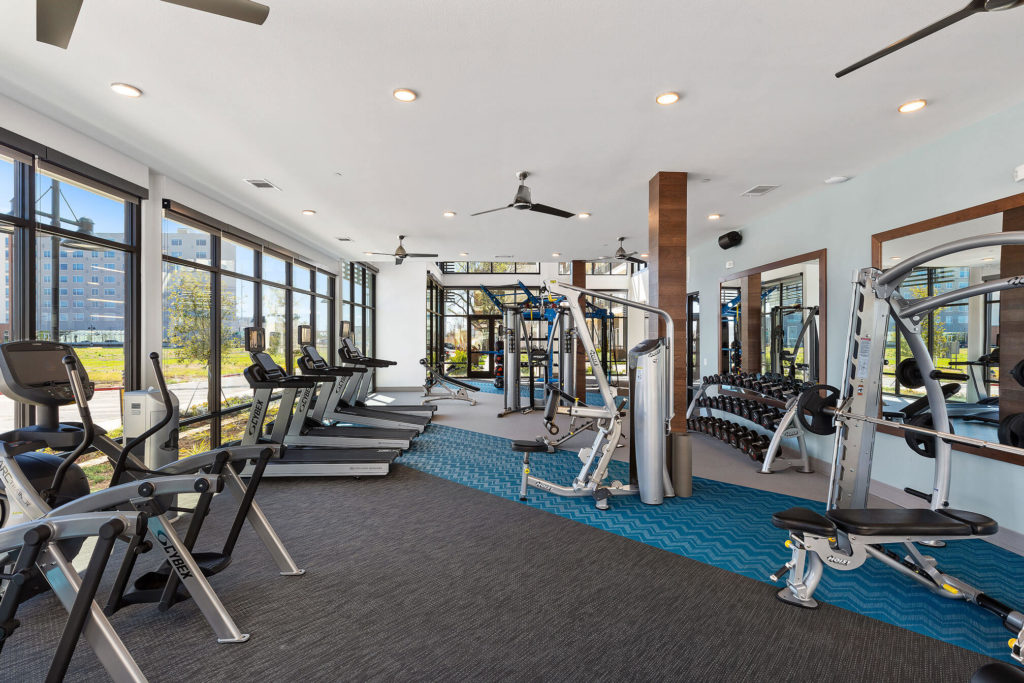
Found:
[881,215,1001,415]
[719,256,822,383]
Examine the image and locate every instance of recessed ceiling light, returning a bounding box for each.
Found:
[577,212,591,219]
[110,82,142,98]
[301,209,316,216]
[459,251,469,256]
[393,88,417,102]
[640,253,649,258]
[898,99,927,114]
[443,211,456,218]
[982,257,995,262]
[707,213,722,220]
[656,92,680,105]
[891,256,902,261]
[824,176,851,184]
[552,252,561,257]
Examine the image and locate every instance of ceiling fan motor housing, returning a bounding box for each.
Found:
[513,185,533,209]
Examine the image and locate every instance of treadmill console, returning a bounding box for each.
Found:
[301,345,330,370]
[0,341,95,407]
[253,352,287,381]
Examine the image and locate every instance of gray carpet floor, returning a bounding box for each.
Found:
[4,465,993,682]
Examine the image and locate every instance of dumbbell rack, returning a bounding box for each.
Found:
[686,375,813,474]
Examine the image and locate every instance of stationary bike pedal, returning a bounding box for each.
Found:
[133,551,232,590]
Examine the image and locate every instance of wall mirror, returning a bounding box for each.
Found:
[872,192,1024,464]
[717,249,827,384]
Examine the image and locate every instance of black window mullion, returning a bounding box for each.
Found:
[209,233,222,444]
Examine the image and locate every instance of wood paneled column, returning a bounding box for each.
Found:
[572,260,588,401]
[742,274,762,374]
[1001,206,1024,419]
[648,172,687,432]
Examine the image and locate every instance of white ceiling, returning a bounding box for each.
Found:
[1,0,1023,263]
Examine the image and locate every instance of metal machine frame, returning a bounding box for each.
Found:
[773,232,1024,666]
[519,281,675,510]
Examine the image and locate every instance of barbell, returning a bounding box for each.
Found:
[795,384,1024,458]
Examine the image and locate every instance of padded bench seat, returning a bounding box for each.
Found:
[773,506,998,538]
[972,663,1024,683]
[828,508,975,537]
[512,439,553,453]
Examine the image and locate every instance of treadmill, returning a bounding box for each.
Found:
[338,337,438,414]
[238,328,402,477]
[299,345,432,432]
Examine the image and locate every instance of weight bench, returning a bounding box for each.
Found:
[769,505,1016,621]
[973,663,1024,683]
[420,359,480,406]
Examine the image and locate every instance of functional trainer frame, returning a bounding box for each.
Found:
[518,281,675,510]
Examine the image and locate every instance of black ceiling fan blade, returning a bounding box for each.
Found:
[528,203,576,218]
[404,253,439,258]
[470,205,513,217]
[159,0,270,24]
[626,256,647,265]
[37,0,84,48]
[836,1,983,77]
[365,252,397,256]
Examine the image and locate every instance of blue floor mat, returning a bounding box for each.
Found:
[401,423,1024,663]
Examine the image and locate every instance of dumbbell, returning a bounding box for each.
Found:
[758,407,780,430]
[748,434,773,462]
[729,426,751,448]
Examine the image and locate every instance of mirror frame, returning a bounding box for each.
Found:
[871,190,1024,466]
[718,248,828,384]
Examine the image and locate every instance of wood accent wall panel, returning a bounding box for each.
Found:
[1001,206,1024,419]
[741,273,762,374]
[572,259,587,401]
[648,172,688,431]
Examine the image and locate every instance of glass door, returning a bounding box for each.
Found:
[468,315,497,378]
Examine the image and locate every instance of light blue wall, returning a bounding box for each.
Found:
[689,98,1024,532]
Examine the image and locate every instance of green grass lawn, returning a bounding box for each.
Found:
[70,346,254,386]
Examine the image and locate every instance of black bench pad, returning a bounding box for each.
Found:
[512,439,552,453]
[827,508,972,537]
[939,509,999,536]
[771,507,836,536]
[972,663,1024,683]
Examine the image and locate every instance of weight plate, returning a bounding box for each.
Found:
[795,384,840,435]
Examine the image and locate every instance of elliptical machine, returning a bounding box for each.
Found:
[0,341,303,646]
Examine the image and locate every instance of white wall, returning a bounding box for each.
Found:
[689,96,1024,533]
[375,261,429,388]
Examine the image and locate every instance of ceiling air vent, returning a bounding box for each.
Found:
[244,178,281,190]
[742,184,779,197]
[336,237,352,242]
[495,255,513,259]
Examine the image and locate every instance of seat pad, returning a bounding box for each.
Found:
[827,508,972,537]
[939,509,999,536]
[771,507,836,536]
[511,439,551,453]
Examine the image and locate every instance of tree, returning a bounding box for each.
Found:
[164,269,236,367]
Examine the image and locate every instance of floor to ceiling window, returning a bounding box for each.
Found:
[0,138,143,436]
[339,261,376,359]
[160,202,334,453]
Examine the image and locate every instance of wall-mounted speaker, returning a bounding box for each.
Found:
[718,230,742,250]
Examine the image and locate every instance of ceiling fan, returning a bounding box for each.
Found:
[836,0,1024,78]
[471,171,577,219]
[365,235,438,266]
[596,237,646,265]
[36,0,270,49]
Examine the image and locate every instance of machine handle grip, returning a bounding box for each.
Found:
[45,356,96,506]
[770,563,792,582]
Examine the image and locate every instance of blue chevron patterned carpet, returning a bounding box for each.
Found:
[401,423,1024,663]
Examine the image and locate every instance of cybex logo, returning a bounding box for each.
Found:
[247,399,265,436]
[155,529,193,579]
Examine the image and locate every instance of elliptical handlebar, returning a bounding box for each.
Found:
[110,352,176,486]
[44,355,96,506]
